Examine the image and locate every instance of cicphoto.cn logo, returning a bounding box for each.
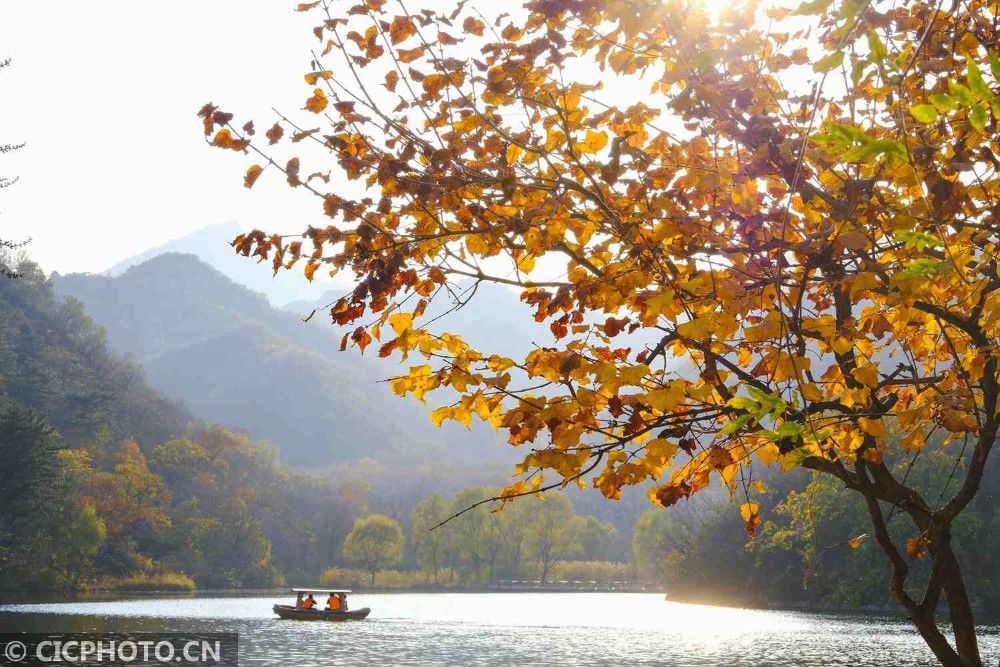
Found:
[0,634,238,666]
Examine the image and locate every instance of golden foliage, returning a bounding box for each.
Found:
[205,0,1000,542]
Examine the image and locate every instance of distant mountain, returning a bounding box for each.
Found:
[53,253,515,467]
[283,281,559,363]
[0,262,188,451]
[104,222,337,307]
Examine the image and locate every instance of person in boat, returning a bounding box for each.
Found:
[301,594,316,609]
[326,593,342,612]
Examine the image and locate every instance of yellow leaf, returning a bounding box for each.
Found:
[429,406,451,427]
[800,382,824,402]
[389,312,414,335]
[305,88,328,113]
[677,316,713,342]
[848,533,868,549]
[740,501,759,523]
[453,404,472,429]
[505,144,523,164]
[852,364,880,387]
[645,438,679,463]
[579,129,609,153]
[645,381,686,412]
[899,428,925,452]
[756,443,781,466]
[774,352,810,382]
[858,417,888,438]
[304,70,333,85]
[832,336,854,355]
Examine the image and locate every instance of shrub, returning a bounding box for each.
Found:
[92,572,196,592]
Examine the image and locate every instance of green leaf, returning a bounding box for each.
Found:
[720,414,753,436]
[774,421,805,439]
[894,229,943,251]
[843,143,880,162]
[725,396,758,411]
[990,51,1000,80]
[837,0,866,23]
[929,93,957,113]
[909,104,938,123]
[867,32,887,64]
[793,0,833,15]
[826,122,867,142]
[850,58,867,85]
[893,259,947,284]
[969,105,987,133]
[967,58,993,101]
[843,138,906,164]
[948,80,975,106]
[814,51,845,74]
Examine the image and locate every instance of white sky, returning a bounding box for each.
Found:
[0,0,801,277]
[0,1,336,274]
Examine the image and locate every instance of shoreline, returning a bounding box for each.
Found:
[2,587,973,621]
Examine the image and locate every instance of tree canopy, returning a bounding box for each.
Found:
[204,1,1000,664]
[343,513,405,584]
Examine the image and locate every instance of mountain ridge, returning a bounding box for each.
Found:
[54,252,514,467]
[103,222,339,307]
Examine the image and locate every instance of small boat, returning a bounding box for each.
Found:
[273,588,371,622]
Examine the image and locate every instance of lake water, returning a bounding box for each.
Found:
[1,592,997,666]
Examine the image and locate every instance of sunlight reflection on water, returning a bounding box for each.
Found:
[2,592,996,666]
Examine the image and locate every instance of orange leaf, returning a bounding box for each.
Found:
[305,88,328,113]
[398,46,424,63]
[388,16,416,45]
[384,70,400,92]
[304,70,333,85]
[243,164,263,189]
[848,534,868,549]
[463,16,485,36]
[906,536,927,560]
[351,326,373,354]
[265,122,284,145]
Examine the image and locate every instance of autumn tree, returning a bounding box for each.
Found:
[411,492,450,582]
[343,513,405,585]
[574,515,618,562]
[525,493,582,584]
[205,0,1000,663]
[446,486,496,583]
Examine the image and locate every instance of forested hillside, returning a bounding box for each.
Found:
[0,261,371,590]
[4,259,1000,611]
[54,253,514,466]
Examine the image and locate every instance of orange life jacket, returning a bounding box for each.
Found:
[327,595,341,611]
[302,597,315,609]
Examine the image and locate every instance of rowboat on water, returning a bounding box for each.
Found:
[273,588,371,621]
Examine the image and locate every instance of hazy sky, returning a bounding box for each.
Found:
[0,2,339,274]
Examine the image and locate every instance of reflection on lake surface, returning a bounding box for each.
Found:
[1,592,996,666]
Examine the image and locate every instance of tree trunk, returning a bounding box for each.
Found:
[859,483,980,666]
[371,569,376,586]
[937,542,982,667]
